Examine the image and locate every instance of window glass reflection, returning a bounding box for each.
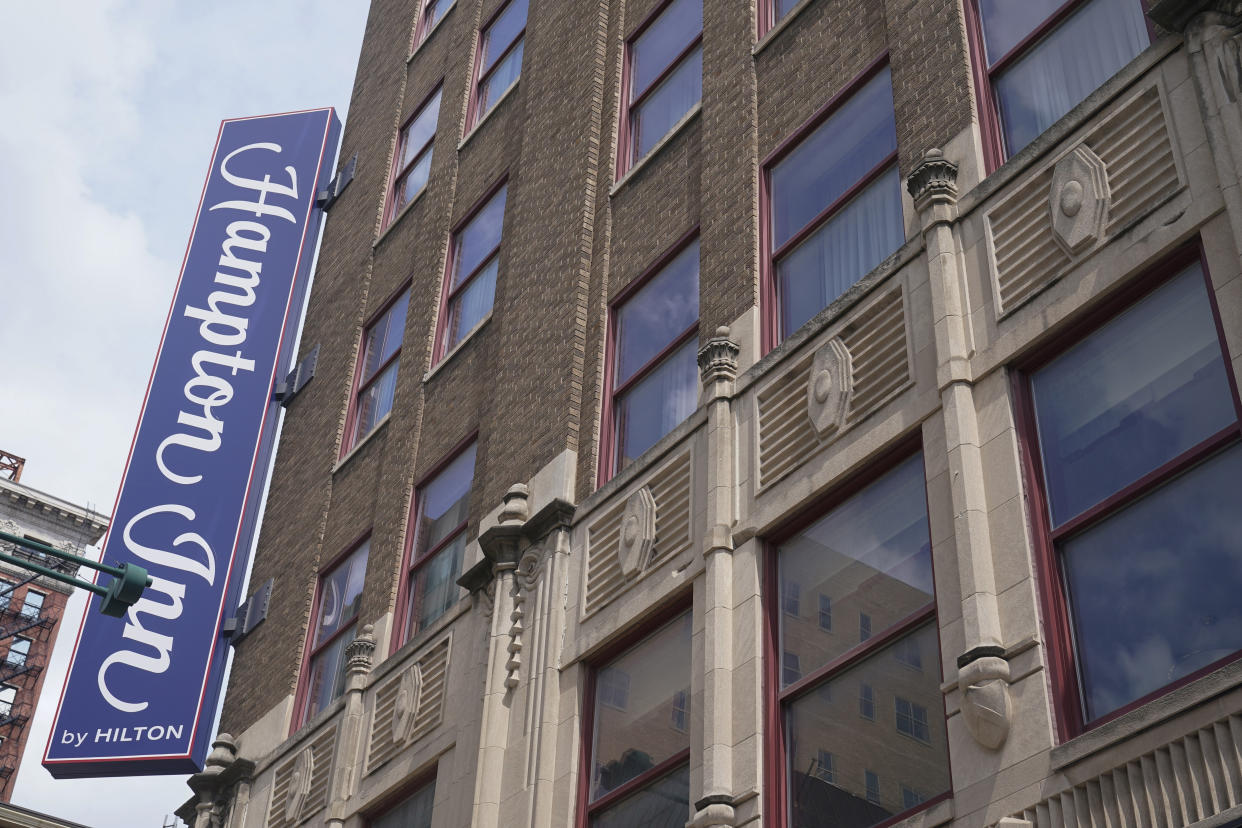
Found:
[990,0,1148,155]
[778,455,933,685]
[591,765,689,828]
[1031,263,1234,527]
[616,241,699,384]
[1063,444,1242,721]
[615,339,699,465]
[590,613,691,801]
[786,624,948,828]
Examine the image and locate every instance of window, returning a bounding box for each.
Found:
[858,682,875,720]
[818,593,832,631]
[783,651,802,687]
[470,0,526,128]
[760,0,803,34]
[19,590,44,620]
[297,541,368,727]
[398,443,476,643]
[865,770,881,805]
[603,236,699,478]
[968,0,1149,165]
[0,580,11,612]
[858,612,871,642]
[895,697,931,743]
[584,612,691,827]
[902,786,925,809]
[0,686,14,717]
[5,638,30,667]
[370,777,435,828]
[598,668,631,711]
[671,690,688,732]
[411,0,450,49]
[620,0,702,172]
[386,86,442,223]
[894,636,922,670]
[765,61,903,345]
[346,290,409,451]
[775,453,949,828]
[437,183,506,359]
[813,749,834,783]
[782,579,801,617]
[1018,254,1242,733]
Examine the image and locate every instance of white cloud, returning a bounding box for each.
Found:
[1,1,366,824]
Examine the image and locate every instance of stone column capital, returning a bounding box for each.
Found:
[698,326,740,396]
[907,148,960,218]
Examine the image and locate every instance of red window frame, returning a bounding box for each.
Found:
[1012,243,1242,740]
[433,177,507,364]
[576,597,693,828]
[291,534,370,732]
[410,0,450,51]
[391,432,478,651]
[616,0,703,178]
[763,438,951,828]
[364,767,437,827]
[758,53,896,354]
[385,83,443,226]
[342,283,411,456]
[755,0,801,39]
[963,0,1154,173]
[466,0,526,132]
[596,228,700,486]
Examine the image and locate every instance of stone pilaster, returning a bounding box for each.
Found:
[689,328,741,828]
[326,625,376,827]
[1151,0,1242,267]
[909,150,1011,751]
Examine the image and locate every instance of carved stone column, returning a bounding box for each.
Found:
[1150,0,1242,264]
[689,328,742,828]
[176,733,255,828]
[468,484,528,828]
[908,151,1011,750]
[326,624,376,827]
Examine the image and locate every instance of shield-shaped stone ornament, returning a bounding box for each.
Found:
[617,487,656,577]
[1050,145,1110,256]
[807,337,852,437]
[391,663,423,744]
[284,747,314,823]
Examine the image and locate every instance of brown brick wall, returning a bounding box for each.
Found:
[222,0,987,736]
[0,584,69,801]
[884,0,976,177]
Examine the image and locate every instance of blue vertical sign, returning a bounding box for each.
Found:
[43,109,340,777]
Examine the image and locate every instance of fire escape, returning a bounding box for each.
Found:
[0,542,67,782]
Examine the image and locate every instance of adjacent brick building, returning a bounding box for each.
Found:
[0,461,106,801]
[182,0,1242,827]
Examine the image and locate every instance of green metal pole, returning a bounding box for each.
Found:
[0,529,152,618]
[0,549,106,597]
[0,530,126,578]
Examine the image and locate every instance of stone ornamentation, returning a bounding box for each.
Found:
[697,326,741,386]
[958,654,1012,750]
[906,148,960,209]
[284,747,314,823]
[391,663,423,744]
[1050,145,1110,255]
[807,337,853,437]
[617,487,657,577]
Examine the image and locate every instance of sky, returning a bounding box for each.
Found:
[0,2,369,825]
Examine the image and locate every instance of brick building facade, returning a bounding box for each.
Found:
[181,0,1242,826]
[0,471,106,801]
